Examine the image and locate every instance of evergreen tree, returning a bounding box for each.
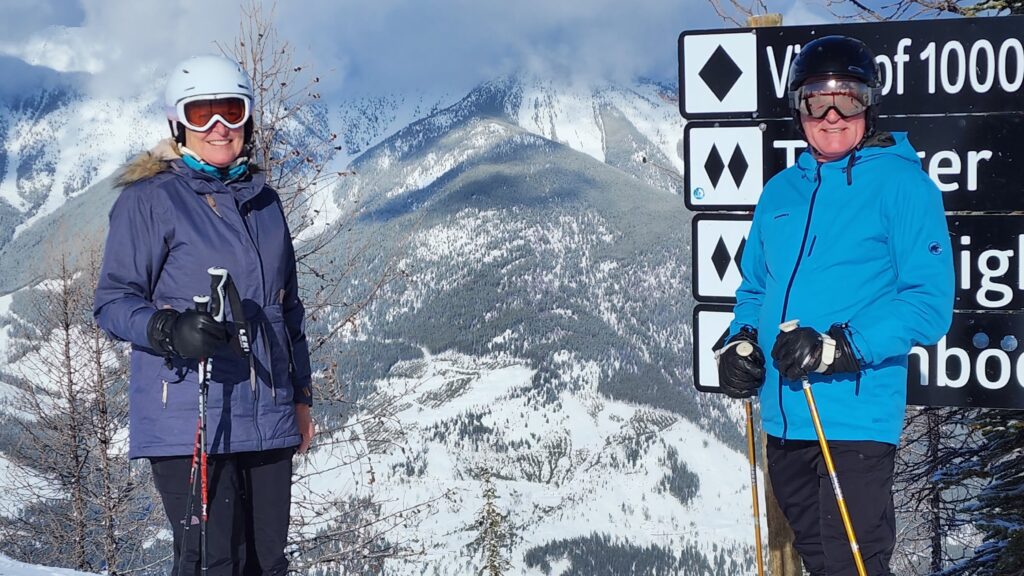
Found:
[469,469,514,576]
[942,410,1024,576]
[894,407,982,573]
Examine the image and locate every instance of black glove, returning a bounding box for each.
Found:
[147,308,230,360]
[714,327,766,399]
[771,324,860,381]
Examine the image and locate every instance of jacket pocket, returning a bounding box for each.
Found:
[762,209,798,276]
[258,304,294,404]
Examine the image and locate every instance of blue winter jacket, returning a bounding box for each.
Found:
[729,132,953,445]
[94,140,313,459]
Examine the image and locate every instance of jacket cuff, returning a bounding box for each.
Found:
[844,324,873,366]
[293,381,313,406]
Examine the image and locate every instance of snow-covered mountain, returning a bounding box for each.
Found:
[0,71,760,574]
[298,76,753,573]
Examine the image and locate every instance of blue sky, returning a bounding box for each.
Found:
[0,0,826,98]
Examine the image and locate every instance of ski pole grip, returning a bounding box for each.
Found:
[207,267,229,323]
[779,319,800,333]
[193,295,211,313]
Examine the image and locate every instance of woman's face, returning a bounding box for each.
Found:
[184,121,244,168]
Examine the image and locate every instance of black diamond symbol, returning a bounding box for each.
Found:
[728,145,748,187]
[712,236,732,280]
[699,46,743,102]
[735,236,746,268]
[704,145,725,189]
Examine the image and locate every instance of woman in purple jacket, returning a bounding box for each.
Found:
[93,55,314,576]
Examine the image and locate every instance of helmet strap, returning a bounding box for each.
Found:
[169,120,187,146]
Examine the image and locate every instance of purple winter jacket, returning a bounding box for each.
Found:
[94,140,312,459]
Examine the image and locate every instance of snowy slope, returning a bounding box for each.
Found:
[0,87,166,241]
[298,351,761,575]
[0,555,91,576]
[513,76,685,178]
[292,78,754,573]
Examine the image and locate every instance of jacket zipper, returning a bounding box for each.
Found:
[222,190,268,452]
[222,189,269,451]
[777,163,823,442]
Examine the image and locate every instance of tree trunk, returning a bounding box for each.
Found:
[927,409,942,573]
[763,433,803,576]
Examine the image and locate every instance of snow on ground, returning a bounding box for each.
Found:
[296,349,764,574]
[0,554,92,576]
[516,79,606,163]
[602,83,686,175]
[0,291,23,406]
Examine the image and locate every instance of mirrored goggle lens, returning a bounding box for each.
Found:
[181,97,249,130]
[800,93,868,118]
[796,79,872,119]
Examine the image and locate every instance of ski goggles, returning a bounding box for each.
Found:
[792,78,875,119]
[176,95,251,132]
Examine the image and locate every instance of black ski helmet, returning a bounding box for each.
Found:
[788,35,883,137]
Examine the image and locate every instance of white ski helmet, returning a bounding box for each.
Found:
[164,55,254,142]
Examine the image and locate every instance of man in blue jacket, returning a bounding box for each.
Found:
[715,36,954,576]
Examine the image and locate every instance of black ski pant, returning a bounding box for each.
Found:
[766,435,896,576]
[150,447,294,576]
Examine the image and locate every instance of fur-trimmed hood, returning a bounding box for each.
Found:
[116,138,182,188]
[117,139,259,188]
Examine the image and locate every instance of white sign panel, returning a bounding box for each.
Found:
[688,126,764,208]
[693,214,752,302]
[694,305,735,393]
[682,32,758,114]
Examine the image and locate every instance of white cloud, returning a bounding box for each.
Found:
[0,0,84,43]
[1,0,818,98]
[782,0,832,25]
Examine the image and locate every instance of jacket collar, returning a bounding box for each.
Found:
[117,138,267,202]
[796,131,911,180]
[168,160,267,202]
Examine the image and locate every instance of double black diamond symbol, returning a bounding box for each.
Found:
[699,45,743,102]
[711,235,745,281]
[703,144,749,189]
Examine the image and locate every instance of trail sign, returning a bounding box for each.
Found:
[693,215,1024,311]
[697,304,1024,409]
[908,311,1024,408]
[679,17,1024,119]
[950,215,1024,312]
[684,114,1024,211]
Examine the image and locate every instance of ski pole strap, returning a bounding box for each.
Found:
[206,267,251,356]
[208,268,228,322]
[225,275,250,355]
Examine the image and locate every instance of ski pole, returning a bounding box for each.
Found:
[195,295,211,576]
[176,294,211,576]
[195,268,229,576]
[734,341,765,576]
[779,320,867,576]
[177,400,203,576]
